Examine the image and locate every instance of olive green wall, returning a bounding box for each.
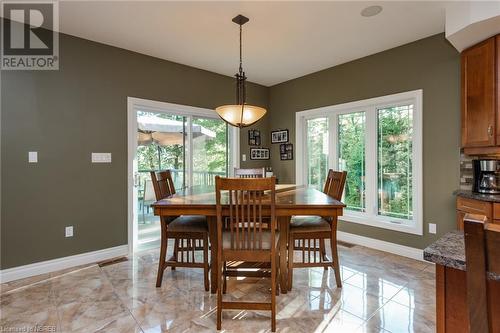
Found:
[1,31,461,269]
[1,32,268,269]
[268,33,461,249]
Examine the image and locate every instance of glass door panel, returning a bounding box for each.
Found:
[136,111,187,249]
[192,117,228,188]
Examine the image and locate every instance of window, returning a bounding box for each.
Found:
[338,112,366,212]
[377,105,413,220]
[296,90,422,235]
[306,118,329,190]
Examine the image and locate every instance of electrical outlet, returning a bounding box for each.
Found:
[429,223,437,234]
[65,226,74,237]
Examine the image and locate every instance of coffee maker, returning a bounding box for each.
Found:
[473,159,500,194]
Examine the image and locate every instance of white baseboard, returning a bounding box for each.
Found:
[337,231,424,261]
[0,245,129,283]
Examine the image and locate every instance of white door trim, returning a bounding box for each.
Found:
[127,97,239,254]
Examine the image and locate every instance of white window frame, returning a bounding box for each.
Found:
[296,90,423,235]
[127,97,240,253]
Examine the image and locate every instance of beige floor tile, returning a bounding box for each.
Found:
[366,300,435,333]
[0,244,436,333]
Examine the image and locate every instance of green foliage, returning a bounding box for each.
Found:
[338,112,365,212]
[377,106,413,219]
[192,117,228,174]
[306,118,328,190]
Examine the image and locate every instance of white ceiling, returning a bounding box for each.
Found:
[56,1,447,86]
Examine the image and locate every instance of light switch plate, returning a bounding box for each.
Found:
[242,154,246,162]
[91,153,112,163]
[429,223,437,234]
[28,151,38,163]
[65,226,73,237]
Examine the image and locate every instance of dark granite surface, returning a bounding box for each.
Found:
[424,230,500,281]
[454,189,500,203]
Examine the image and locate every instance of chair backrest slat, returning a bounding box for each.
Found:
[234,167,265,178]
[323,170,347,201]
[216,176,276,252]
[150,170,175,201]
[464,214,500,333]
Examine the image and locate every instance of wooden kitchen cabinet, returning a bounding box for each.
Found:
[456,196,500,229]
[461,37,497,151]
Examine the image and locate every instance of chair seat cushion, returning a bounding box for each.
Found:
[222,230,279,250]
[290,216,331,232]
[169,215,208,233]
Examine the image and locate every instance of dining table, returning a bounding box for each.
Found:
[152,184,345,293]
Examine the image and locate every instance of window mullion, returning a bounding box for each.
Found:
[365,107,378,218]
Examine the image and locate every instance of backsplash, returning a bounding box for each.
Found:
[460,152,473,190]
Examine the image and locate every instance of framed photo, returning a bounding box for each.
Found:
[250,148,270,160]
[271,129,289,144]
[248,129,261,146]
[280,143,293,160]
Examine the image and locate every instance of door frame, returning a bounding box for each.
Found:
[127,97,240,254]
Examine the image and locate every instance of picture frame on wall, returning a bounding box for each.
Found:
[271,129,289,144]
[248,129,261,146]
[250,148,270,160]
[280,143,293,160]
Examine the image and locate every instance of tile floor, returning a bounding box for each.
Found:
[0,242,435,332]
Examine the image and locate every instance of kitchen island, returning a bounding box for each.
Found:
[424,231,500,332]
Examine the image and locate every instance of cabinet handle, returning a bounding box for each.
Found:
[488,125,494,137]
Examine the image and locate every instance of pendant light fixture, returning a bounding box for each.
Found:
[216,15,266,128]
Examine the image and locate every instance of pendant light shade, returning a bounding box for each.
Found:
[216,15,266,128]
[216,104,266,128]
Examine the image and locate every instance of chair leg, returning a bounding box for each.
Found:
[271,250,277,332]
[275,249,280,296]
[287,234,294,291]
[203,235,210,292]
[330,227,342,288]
[216,255,223,330]
[223,262,227,294]
[156,221,168,287]
[320,239,328,270]
[172,238,179,271]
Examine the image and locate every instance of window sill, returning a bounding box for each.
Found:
[339,212,423,235]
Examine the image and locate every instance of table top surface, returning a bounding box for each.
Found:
[152,184,345,209]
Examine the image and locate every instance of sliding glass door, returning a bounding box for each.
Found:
[133,106,233,250]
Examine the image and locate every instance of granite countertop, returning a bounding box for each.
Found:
[454,189,500,203]
[424,230,500,281]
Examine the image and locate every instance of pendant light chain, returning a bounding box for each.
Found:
[215,15,266,128]
[239,24,243,74]
[238,22,246,127]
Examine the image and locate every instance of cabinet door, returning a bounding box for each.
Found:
[461,37,496,147]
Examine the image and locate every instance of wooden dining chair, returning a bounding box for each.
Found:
[287,169,347,290]
[215,176,279,332]
[464,214,500,333]
[150,170,210,291]
[234,167,265,178]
